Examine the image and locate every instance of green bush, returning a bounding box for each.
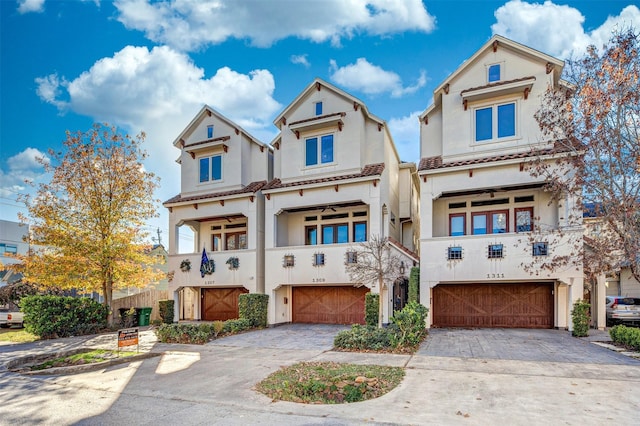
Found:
[21,295,108,339]
[156,318,254,344]
[238,294,268,327]
[408,267,420,303]
[389,301,428,347]
[609,325,640,351]
[158,300,174,324]
[364,293,379,327]
[223,318,252,333]
[571,300,590,337]
[333,324,393,351]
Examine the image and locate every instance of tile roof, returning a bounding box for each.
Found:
[263,163,385,191]
[163,181,266,205]
[418,142,573,172]
[184,135,231,148]
[288,112,346,126]
[387,236,419,262]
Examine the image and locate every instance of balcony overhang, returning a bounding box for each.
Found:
[461,77,535,108]
[288,112,346,138]
[438,182,545,199]
[279,201,367,215]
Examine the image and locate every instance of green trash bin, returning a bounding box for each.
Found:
[138,307,152,326]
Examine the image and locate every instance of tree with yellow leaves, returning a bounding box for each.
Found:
[18,123,163,323]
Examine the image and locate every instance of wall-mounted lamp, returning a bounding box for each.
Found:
[399,261,406,275]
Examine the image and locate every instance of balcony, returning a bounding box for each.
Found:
[422,229,582,283]
[265,244,363,289]
[168,249,258,290]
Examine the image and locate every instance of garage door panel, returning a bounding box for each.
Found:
[202,288,248,321]
[293,286,368,325]
[433,283,553,329]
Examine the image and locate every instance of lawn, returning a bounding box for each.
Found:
[0,328,39,343]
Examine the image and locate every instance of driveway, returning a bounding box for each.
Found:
[418,327,640,365]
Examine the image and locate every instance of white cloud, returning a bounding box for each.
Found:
[329,58,426,98]
[388,111,421,162]
[291,54,310,68]
[17,0,45,14]
[114,0,435,50]
[0,148,49,199]
[35,45,282,211]
[492,1,640,59]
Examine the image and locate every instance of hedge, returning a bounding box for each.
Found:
[238,294,268,327]
[609,325,640,351]
[364,293,379,327]
[158,300,175,324]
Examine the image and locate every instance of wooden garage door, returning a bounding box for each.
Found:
[292,286,368,325]
[202,288,248,321]
[433,283,553,328]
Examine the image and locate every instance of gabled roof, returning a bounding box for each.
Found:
[262,163,384,192]
[172,105,270,151]
[387,236,419,263]
[420,34,565,120]
[163,181,267,206]
[273,78,384,129]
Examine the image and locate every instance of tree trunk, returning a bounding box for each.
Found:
[378,275,384,328]
[103,279,114,325]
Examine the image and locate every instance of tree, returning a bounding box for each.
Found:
[17,123,163,323]
[531,29,640,283]
[345,235,401,327]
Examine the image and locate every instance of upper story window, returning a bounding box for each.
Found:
[515,207,534,232]
[210,222,247,251]
[315,102,323,116]
[322,223,348,244]
[305,134,334,167]
[199,154,222,183]
[0,243,17,256]
[353,222,367,242]
[449,214,466,236]
[472,210,508,235]
[488,64,501,82]
[207,125,214,139]
[475,102,516,142]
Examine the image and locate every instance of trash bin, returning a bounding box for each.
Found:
[119,308,138,328]
[138,307,152,326]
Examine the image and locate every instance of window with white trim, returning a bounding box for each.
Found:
[207,125,214,139]
[305,134,334,166]
[315,101,323,116]
[199,154,222,183]
[488,64,501,82]
[475,101,516,142]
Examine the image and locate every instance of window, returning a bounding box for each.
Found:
[346,251,358,264]
[315,101,323,115]
[447,246,463,260]
[475,102,516,142]
[212,234,222,251]
[305,135,334,166]
[0,244,17,256]
[472,210,508,235]
[199,154,222,182]
[488,244,504,259]
[305,226,317,245]
[533,242,548,256]
[283,254,295,267]
[488,64,500,82]
[353,222,367,242]
[207,125,214,138]
[226,232,247,250]
[313,253,325,266]
[450,214,466,236]
[515,207,534,232]
[322,223,348,244]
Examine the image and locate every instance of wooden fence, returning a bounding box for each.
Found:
[111,289,169,323]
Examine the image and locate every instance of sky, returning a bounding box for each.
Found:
[1,0,639,245]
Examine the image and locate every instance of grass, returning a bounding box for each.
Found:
[0,328,39,343]
[255,361,404,404]
[31,349,138,371]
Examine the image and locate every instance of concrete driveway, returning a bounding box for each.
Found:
[419,327,640,365]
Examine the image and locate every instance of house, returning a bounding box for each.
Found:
[0,220,30,291]
[163,106,272,321]
[262,78,419,326]
[417,35,584,330]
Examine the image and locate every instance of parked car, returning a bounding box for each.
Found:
[606,296,640,326]
[0,309,24,328]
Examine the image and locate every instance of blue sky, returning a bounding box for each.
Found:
[1,0,638,243]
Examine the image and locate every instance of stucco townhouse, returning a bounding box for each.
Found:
[417,35,585,330]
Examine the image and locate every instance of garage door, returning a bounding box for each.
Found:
[202,287,248,321]
[433,283,553,328]
[292,286,369,325]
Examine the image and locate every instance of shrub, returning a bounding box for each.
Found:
[223,318,252,333]
[334,324,393,351]
[155,318,254,344]
[364,293,379,327]
[21,295,108,339]
[408,267,420,303]
[389,301,428,347]
[238,294,268,327]
[158,300,174,324]
[119,307,137,328]
[571,300,590,337]
[609,325,640,351]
